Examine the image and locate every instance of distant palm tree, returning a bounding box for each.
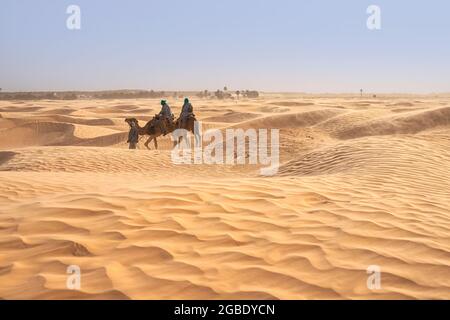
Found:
[360,89,363,97]
[224,86,228,92]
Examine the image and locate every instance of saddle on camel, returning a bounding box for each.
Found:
[125,99,197,150]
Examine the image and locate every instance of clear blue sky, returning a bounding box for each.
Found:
[1,0,449,93]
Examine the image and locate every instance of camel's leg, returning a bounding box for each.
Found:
[154,138,158,150]
[191,126,201,148]
[185,133,192,149]
[144,137,153,150]
[171,135,184,149]
[194,132,201,148]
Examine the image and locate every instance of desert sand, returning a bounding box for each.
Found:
[0,94,449,299]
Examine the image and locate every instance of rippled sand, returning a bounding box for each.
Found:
[0,94,449,299]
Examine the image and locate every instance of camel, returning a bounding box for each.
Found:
[125,114,198,150]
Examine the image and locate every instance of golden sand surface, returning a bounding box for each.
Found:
[0,94,449,299]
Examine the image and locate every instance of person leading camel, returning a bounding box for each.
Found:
[158,100,174,136]
[127,119,139,149]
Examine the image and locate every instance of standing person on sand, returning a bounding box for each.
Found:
[127,120,139,149]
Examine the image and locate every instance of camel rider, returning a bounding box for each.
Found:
[127,120,139,149]
[158,100,173,135]
[179,98,193,128]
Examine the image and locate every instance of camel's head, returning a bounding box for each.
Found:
[125,118,139,127]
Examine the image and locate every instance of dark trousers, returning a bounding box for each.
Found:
[129,142,137,149]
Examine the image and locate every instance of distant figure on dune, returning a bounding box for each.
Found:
[179,98,194,128]
[127,120,139,149]
[158,100,174,135]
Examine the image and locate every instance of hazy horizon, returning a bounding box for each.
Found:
[2,89,450,95]
[1,0,449,93]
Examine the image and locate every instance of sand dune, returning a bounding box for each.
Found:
[331,106,450,139]
[203,111,260,123]
[237,109,344,129]
[0,121,122,148]
[0,95,449,299]
[278,133,450,177]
